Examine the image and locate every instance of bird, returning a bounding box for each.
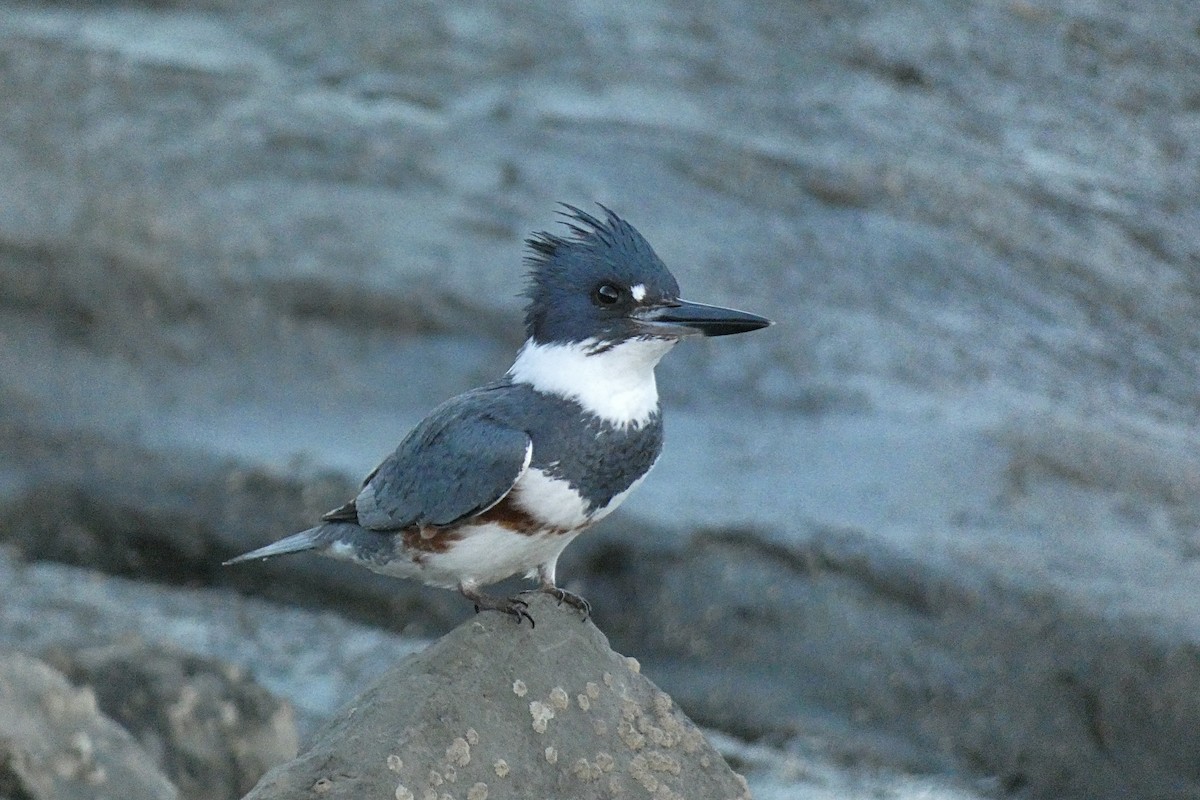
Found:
[224,204,770,625]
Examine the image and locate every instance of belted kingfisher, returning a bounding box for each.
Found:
[225,204,770,625]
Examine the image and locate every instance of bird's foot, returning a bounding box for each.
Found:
[460,585,535,627]
[523,585,592,621]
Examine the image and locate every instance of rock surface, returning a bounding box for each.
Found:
[244,593,750,800]
[0,652,178,800]
[0,546,975,799]
[0,545,425,738]
[44,640,299,800]
[1,1,1198,799]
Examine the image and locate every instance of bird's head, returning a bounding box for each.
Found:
[522,204,770,348]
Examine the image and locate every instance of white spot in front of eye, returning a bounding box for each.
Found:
[630,284,646,301]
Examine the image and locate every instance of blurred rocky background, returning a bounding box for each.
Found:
[0,1,1198,798]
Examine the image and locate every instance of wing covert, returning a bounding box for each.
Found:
[352,407,532,531]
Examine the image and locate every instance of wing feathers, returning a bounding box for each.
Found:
[352,399,532,531]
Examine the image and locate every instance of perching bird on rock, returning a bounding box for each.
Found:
[225,204,770,625]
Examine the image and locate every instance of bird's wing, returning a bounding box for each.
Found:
[348,397,532,531]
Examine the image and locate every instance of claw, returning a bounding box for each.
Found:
[523,585,592,621]
[508,602,535,628]
[460,585,535,627]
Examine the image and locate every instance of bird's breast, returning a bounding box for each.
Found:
[506,467,596,531]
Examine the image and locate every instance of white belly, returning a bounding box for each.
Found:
[332,467,650,589]
[508,467,592,529]
[363,523,582,589]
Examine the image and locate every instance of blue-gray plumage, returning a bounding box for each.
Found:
[224,204,770,625]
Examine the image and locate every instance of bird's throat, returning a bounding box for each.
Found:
[507,337,672,428]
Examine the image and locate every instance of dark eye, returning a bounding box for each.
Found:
[593,283,621,306]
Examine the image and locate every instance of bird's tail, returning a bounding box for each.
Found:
[223,527,324,566]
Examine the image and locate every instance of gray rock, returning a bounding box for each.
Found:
[0,545,427,737]
[0,651,178,800]
[43,640,299,800]
[243,593,751,800]
[0,547,874,798]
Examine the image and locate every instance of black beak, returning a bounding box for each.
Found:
[633,298,772,338]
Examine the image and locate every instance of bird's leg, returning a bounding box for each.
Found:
[459,581,534,627]
[521,563,592,621]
